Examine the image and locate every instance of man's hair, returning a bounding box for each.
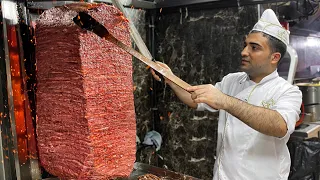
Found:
[250,30,287,61]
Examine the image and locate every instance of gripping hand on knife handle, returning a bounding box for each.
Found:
[150,62,198,109]
[150,61,173,85]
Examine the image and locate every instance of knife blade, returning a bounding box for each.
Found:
[73,12,191,91]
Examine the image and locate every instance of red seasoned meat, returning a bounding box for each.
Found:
[35,3,136,179]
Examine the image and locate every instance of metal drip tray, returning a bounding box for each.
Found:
[127,162,200,180]
[43,162,200,180]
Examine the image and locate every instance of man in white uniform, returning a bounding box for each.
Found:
[152,9,302,180]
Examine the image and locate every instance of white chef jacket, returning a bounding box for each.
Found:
[197,70,302,180]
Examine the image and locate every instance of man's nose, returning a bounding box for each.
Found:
[241,46,249,57]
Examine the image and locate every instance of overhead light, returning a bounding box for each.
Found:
[306,36,319,46]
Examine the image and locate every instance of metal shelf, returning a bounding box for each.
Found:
[26,0,299,10]
[26,0,156,10]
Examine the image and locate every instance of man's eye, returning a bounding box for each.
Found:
[252,46,257,50]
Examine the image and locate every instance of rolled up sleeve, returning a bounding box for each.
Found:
[196,81,222,112]
[271,86,302,138]
[197,103,218,112]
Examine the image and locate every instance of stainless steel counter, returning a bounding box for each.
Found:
[292,122,320,139]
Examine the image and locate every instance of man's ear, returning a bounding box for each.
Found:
[271,52,281,64]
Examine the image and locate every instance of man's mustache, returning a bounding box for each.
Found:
[241,57,250,61]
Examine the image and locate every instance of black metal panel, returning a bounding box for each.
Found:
[239,0,291,6]
[131,0,156,9]
[156,0,234,8]
[155,0,295,8]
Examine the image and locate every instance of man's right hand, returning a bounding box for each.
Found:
[150,61,198,109]
[150,62,173,85]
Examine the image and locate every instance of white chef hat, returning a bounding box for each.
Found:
[251,9,290,46]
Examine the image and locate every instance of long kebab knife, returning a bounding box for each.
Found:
[73,12,191,91]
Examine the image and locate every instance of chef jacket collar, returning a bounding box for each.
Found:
[239,69,279,84]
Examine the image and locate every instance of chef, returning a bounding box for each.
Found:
[152,9,302,180]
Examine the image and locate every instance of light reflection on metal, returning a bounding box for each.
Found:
[286,45,298,84]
